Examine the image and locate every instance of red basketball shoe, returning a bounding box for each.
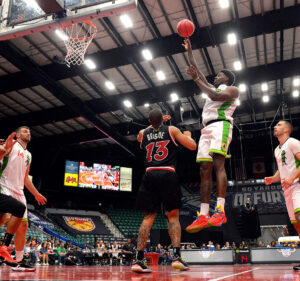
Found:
[208,206,227,227]
[185,214,210,233]
[0,245,17,266]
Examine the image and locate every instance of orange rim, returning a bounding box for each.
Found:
[60,20,97,41]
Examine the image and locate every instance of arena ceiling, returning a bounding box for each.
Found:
[0,0,299,156]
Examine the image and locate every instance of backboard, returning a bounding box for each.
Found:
[0,0,137,40]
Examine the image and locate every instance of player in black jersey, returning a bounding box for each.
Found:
[131,108,196,273]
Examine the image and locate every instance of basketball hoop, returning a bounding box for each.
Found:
[60,21,97,67]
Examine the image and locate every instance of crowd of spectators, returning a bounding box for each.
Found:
[2,235,299,267]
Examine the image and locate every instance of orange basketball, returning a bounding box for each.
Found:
[177,19,195,38]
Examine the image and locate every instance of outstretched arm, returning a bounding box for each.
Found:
[186,65,239,101]
[182,38,213,87]
[170,126,196,151]
[24,164,47,205]
[0,133,17,161]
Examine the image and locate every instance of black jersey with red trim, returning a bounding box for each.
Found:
[140,125,178,168]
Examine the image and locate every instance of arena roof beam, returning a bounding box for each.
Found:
[30,100,300,147]
[1,56,300,131]
[0,41,137,157]
[0,5,300,93]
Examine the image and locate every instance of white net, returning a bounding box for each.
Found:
[61,21,97,67]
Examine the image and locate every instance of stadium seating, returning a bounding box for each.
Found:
[107,209,168,238]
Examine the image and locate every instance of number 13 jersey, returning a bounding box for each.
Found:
[141,125,178,168]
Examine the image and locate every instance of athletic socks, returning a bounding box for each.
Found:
[3,233,13,247]
[174,247,181,257]
[137,250,144,261]
[15,250,24,262]
[216,197,225,211]
[200,203,209,216]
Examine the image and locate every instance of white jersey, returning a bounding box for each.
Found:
[0,142,31,194]
[275,138,300,187]
[202,84,239,126]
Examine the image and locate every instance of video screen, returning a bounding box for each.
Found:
[64,160,132,192]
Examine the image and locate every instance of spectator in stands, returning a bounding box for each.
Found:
[32,241,40,264]
[207,241,215,249]
[24,241,35,265]
[40,242,49,265]
[222,241,231,249]
[201,243,206,249]
[64,248,78,266]
[110,241,121,265]
[83,241,95,265]
[267,241,276,248]
[215,243,221,249]
[161,249,172,265]
[275,241,282,248]
[241,241,248,249]
[186,244,191,249]
[232,242,237,249]
[257,240,265,247]
[47,242,56,265]
[95,241,106,265]
[57,242,67,265]
[123,239,135,266]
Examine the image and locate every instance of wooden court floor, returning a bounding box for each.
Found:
[0,264,300,281]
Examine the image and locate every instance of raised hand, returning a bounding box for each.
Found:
[181,38,192,51]
[186,65,198,80]
[4,132,17,153]
[163,115,171,122]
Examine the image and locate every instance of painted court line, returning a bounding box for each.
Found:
[208,267,260,281]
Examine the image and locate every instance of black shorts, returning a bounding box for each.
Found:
[136,170,182,213]
[0,193,26,218]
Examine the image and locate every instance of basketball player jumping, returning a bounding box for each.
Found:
[0,133,27,266]
[183,38,239,233]
[131,108,196,273]
[0,126,47,272]
[264,120,300,271]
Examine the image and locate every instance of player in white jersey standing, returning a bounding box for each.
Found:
[264,120,300,270]
[182,39,239,233]
[0,126,47,271]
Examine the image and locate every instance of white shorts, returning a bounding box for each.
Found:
[283,184,300,224]
[196,120,233,162]
[1,185,27,221]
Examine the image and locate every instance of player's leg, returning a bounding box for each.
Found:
[137,212,156,256]
[207,121,232,227]
[132,172,157,273]
[167,209,187,271]
[11,194,35,272]
[14,220,28,262]
[286,186,300,271]
[161,171,189,271]
[186,131,213,233]
[0,193,26,266]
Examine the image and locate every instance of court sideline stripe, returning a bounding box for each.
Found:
[208,267,260,281]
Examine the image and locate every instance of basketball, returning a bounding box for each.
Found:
[177,19,195,38]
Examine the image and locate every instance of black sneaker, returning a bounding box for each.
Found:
[293,264,300,271]
[11,259,36,272]
[131,259,152,273]
[172,256,189,271]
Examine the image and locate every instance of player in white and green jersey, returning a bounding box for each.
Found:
[0,126,47,272]
[182,38,239,233]
[265,120,300,271]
